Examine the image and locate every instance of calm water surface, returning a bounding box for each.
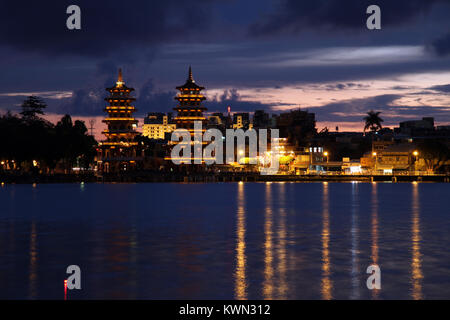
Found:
[0,182,449,299]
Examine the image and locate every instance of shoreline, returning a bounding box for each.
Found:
[1,172,449,184]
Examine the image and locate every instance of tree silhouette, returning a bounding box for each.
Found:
[1,97,97,173]
[55,115,97,172]
[20,96,47,119]
[363,110,383,132]
[418,140,450,173]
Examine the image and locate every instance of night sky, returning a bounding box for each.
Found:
[1,0,450,136]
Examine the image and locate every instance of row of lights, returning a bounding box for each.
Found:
[1,160,40,167]
[372,150,419,157]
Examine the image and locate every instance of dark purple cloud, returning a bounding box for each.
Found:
[137,79,176,114]
[250,0,446,35]
[0,0,217,57]
[312,94,450,125]
[0,0,449,127]
[137,86,278,115]
[428,84,450,92]
[430,33,450,56]
[205,89,278,113]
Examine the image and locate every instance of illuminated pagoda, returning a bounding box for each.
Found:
[173,66,207,134]
[166,66,214,164]
[97,69,142,172]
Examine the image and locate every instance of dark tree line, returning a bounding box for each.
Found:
[0,96,97,173]
[418,140,450,173]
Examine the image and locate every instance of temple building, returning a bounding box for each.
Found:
[166,66,215,164]
[97,69,142,172]
[173,66,207,135]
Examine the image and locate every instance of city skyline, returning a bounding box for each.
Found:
[6,65,450,142]
[0,0,449,136]
[1,1,450,303]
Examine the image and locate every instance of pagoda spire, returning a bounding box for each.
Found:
[188,65,194,82]
[116,68,124,87]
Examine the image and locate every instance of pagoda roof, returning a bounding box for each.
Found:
[106,84,135,92]
[176,66,205,90]
[104,95,136,101]
[106,68,135,91]
[173,105,207,110]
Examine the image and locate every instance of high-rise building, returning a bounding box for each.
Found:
[207,112,229,133]
[276,109,316,147]
[97,69,142,172]
[232,113,252,130]
[142,112,176,140]
[253,110,271,129]
[396,117,435,137]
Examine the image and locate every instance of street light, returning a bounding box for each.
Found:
[372,152,377,174]
[412,150,419,175]
[323,151,329,175]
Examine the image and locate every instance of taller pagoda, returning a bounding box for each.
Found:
[166,66,212,164]
[173,66,207,135]
[97,69,141,172]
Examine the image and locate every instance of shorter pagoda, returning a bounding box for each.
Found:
[97,69,142,172]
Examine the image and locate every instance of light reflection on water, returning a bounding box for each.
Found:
[321,182,332,300]
[234,182,247,300]
[371,183,380,299]
[263,182,274,299]
[411,182,423,300]
[276,183,288,299]
[0,182,449,299]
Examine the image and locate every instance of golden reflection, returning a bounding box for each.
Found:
[276,183,288,299]
[234,182,248,300]
[321,182,333,300]
[371,183,380,298]
[411,182,423,299]
[29,222,38,299]
[263,182,274,299]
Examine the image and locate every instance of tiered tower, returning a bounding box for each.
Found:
[97,69,141,172]
[173,66,207,135]
[165,66,214,165]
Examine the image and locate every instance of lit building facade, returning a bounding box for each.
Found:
[373,143,418,174]
[233,113,252,130]
[142,112,176,140]
[97,69,142,172]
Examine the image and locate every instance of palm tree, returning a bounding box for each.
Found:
[363,110,383,132]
